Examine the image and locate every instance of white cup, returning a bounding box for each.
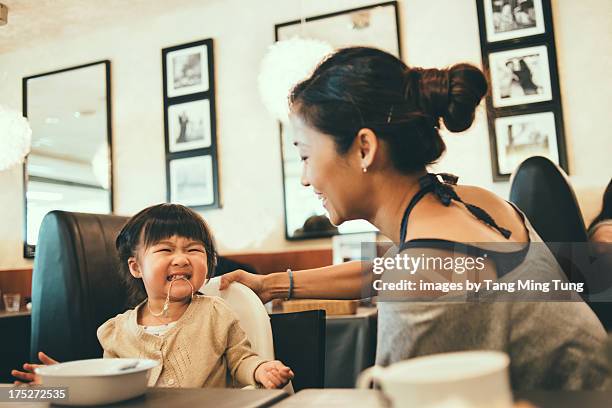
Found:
[356,351,512,408]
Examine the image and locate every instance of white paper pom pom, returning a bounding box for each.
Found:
[258,37,333,123]
[0,106,32,171]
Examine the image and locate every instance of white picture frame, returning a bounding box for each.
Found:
[166,44,209,98]
[169,155,214,207]
[484,0,545,43]
[489,45,553,108]
[495,111,559,175]
[168,99,211,152]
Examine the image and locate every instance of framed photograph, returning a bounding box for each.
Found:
[483,0,545,42]
[477,0,565,181]
[162,38,220,209]
[168,155,216,207]
[164,44,209,98]
[167,99,212,152]
[494,111,559,175]
[489,45,552,107]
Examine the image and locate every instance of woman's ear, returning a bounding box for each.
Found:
[356,128,379,170]
[128,257,142,278]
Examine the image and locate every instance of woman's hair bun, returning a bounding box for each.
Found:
[413,63,488,132]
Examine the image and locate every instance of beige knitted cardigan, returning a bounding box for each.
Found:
[97,295,267,388]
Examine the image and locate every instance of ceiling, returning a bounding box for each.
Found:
[0,0,200,53]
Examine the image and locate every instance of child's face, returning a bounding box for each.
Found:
[128,235,208,302]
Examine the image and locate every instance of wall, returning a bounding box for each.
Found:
[0,0,610,270]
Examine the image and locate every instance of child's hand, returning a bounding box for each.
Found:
[12,351,59,385]
[255,360,294,389]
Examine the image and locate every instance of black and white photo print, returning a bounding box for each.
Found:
[167,99,211,152]
[489,45,552,107]
[494,111,558,175]
[169,155,214,207]
[484,0,545,42]
[165,44,209,98]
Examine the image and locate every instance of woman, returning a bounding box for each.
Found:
[221,47,608,389]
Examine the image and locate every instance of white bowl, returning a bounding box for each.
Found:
[35,358,158,406]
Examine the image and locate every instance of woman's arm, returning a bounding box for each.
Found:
[219,260,372,302]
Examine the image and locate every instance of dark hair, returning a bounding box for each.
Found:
[293,214,338,238]
[290,47,488,173]
[115,203,217,305]
[589,179,612,231]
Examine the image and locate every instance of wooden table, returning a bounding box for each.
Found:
[271,389,612,407]
[0,387,288,407]
[0,310,31,319]
[2,387,610,407]
[108,388,287,408]
[272,389,389,407]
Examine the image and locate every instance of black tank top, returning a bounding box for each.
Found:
[398,173,528,277]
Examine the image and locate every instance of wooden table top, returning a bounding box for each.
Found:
[0,308,30,319]
[272,389,389,407]
[2,386,611,407]
[325,306,378,320]
[0,387,287,408]
[107,388,288,408]
[271,388,612,408]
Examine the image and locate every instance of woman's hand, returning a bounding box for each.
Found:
[219,269,272,303]
[255,360,294,389]
[12,351,59,385]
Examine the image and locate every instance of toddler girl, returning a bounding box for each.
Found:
[14,204,293,389]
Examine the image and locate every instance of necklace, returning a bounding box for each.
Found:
[147,276,195,318]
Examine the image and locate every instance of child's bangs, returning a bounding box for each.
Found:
[138,206,211,250]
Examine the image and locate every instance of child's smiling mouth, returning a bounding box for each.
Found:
[166,273,192,282]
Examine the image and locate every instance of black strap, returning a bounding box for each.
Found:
[399,173,512,245]
[399,181,435,245]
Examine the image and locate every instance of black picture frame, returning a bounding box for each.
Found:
[476,0,568,181]
[167,154,217,208]
[488,44,554,109]
[275,1,401,240]
[22,60,114,258]
[480,0,547,44]
[491,109,563,177]
[162,38,220,209]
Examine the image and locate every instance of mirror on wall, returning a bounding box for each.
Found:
[275,2,401,239]
[23,61,113,258]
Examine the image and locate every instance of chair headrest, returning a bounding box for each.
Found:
[509,156,587,242]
